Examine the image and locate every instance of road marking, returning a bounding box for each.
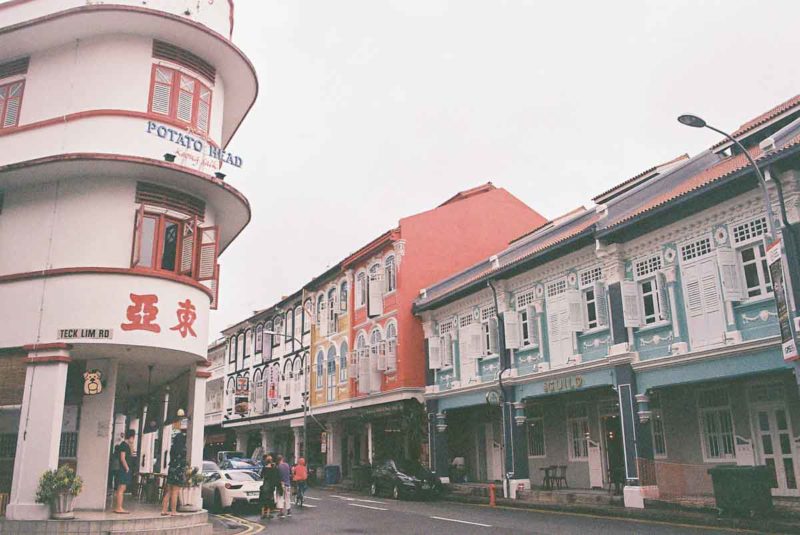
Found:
[305,496,322,501]
[330,494,349,499]
[431,516,491,527]
[300,503,317,508]
[215,513,264,534]
[349,503,388,511]
[331,495,386,504]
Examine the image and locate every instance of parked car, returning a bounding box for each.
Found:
[216,450,246,465]
[219,457,261,473]
[369,459,442,500]
[202,460,220,473]
[201,469,263,512]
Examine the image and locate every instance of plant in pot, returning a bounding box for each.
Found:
[177,466,205,512]
[35,465,83,520]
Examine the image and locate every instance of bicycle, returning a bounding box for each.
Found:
[294,481,306,508]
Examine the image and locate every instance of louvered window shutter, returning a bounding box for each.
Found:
[442,334,454,366]
[428,338,442,369]
[594,281,609,327]
[504,313,521,349]
[566,288,586,332]
[131,204,145,267]
[547,301,561,347]
[151,66,173,115]
[656,272,671,321]
[249,384,256,415]
[177,74,195,123]
[348,351,357,379]
[468,323,483,359]
[367,274,384,317]
[527,306,540,347]
[386,339,397,371]
[197,226,220,308]
[377,341,387,371]
[197,85,211,133]
[716,247,745,301]
[621,280,642,328]
[319,301,328,337]
[358,352,371,393]
[487,318,500,355]
[2,81,23,128]
[179,217,197,276]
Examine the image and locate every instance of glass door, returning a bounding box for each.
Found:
[754,405,799,496]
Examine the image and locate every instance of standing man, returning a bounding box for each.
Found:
[113,429,136,514]
[276,454,292,518]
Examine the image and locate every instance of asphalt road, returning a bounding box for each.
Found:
[211,488,755,535]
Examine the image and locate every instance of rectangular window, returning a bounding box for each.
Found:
[698,388,736,461]
[584,288,598,329]
[0,80,24,129]
[527,405,545,457]
[520,309,530,346]
[652,409,667,458]
[567,404,589,460]
[739,243,772,298]
[149,65,212,133]
[640,278,661,325]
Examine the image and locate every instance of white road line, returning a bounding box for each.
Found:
[304,496,322,501]
[430,516,491,528]
[351,498,386,504]
[330,494,348,499]
[300,503,317,508]
[349,503,388,511]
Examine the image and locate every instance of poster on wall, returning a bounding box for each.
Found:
[767,239,799,361]
[234,376,250,415]
[267,365,281,408]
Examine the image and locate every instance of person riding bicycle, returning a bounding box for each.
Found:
[292,457,308,507]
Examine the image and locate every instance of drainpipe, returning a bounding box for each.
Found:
[487,280,513,498]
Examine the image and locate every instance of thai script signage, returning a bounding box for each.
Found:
[58,328,113,340]
[766,239,798,361]
[145,120,243,168]
[543,375,585,394]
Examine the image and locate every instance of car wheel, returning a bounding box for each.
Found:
[392,485,400,500]
[370,482,378,497]
[212,490,223,513]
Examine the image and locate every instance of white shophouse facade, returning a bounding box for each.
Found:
[0,0,256,520]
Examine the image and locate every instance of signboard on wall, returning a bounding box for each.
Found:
[234,377,249,415]
[543,375,585,394]
[766,240,799,361]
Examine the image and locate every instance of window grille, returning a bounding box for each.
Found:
[438,320,454,336]
[481,305,496,321]
[733,217,768,244]
[153,40,216,82]
[0,57,29,79]
[681,237,712,262]
[635,255,662,278]
[459,314,473,328]
[546,280,566,297]
[59,432,78,458]
[580,267,603,287]
[516,290,535,310]
[136,182,205,220]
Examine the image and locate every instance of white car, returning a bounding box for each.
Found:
[202,469,262,511]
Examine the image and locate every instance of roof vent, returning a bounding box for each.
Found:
[419,289,427,299]
[759,136,776,154]
[489,255,500,269]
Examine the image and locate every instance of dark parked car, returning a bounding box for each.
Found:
[219,458,260,474]
[369,459,442,500]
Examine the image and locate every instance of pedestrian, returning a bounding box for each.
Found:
[292,457,308,507]
[113,429,136,514]
[162,432,186,516]
[276,454,292,518]
[260,454,279,519]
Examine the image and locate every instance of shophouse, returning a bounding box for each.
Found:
[0,0,257,524]
[203,338,235,460]
[416,95,800,507]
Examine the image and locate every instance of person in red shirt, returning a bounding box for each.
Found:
[291,457,308,507]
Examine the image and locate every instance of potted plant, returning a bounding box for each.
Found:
[177,466,205,512]
[35,465,83,520]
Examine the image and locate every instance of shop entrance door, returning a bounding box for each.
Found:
[601,415,625,490]
[752,404,799,496]
[487,421,503,482]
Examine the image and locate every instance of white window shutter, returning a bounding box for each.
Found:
[368,274,384,317]
[347,352,357,378]
[177,75,195,122]
[468,323,483,359]
[458,330,470,363]
[621,280,642,328]
[716,247,745,302]
[442,334,453,367]
[197,86,211,133]
[386,339,397,371]
[428,338,442,369]
[566,288,586,332]
[504,313,521,349]
[3,82,23,128]
[151,67,172,115]
[131,205,144,268]
[527,306,539,347]
[657,272,671,321]
[197,226,219,280]
[488,318,500,355]
[594,281,609,327]
[180,217,197,276]
[319,301,328,338]
[377,341,387,371]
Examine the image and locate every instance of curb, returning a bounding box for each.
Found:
[442,493,800,534]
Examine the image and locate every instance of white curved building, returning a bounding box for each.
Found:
[0,0,256,520]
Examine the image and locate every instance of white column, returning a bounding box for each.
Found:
[366,422,373,465]
[328,422,343,466]
[7,347,70,520]
[75,359,119,510]
[184,365,207,510]
[293,427,301,462]
[260,427,273,456]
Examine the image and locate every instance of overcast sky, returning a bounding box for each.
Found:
[210,0,799,339]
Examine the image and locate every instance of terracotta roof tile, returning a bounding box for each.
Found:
[712,94,800,149]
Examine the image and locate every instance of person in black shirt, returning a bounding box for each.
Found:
[260,455,279,519]
[162,432,187,515]
[113,429,136,514]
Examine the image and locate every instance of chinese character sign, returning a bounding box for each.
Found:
[170,299,197,338]
[120,294,198,338]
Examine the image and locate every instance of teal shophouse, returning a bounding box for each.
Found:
[414,95,800,508]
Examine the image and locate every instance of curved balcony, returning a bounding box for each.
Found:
[0,0,257,147]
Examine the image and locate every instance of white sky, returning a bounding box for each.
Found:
[211,0,799,339]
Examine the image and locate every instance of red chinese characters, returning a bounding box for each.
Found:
[120,293,161,333]
[170,299,197,338]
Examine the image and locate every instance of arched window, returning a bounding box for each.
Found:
[339,341,349,383]
[264,321,274,359]
[293,357,302,404]
[236,332,245,368]
[356,333,367,351]
[285,310,292,339]
[370,329,382,357]
[327,346,337,402]
[303,299,313,333]
[385,322,397,371]
[340,281,348,312]
[317,295,325,327]
[316,350,325,390]
[255,324,263,354]
[385,255,396,292]
[225,377,235,411]
[294,306,303,341]
[273,316,282,349]
[244,329,252,359]
[328,288,337,333]
[356,272,366,307]
[228,338,235,364]
[282,360,292,402]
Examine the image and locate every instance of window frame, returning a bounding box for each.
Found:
[326,346,337,402]
[135,212,187,274]
[315,350,325,391]
[384,255,397,293]
[738,242,772,299]
[639,277,662,325]
[0,79,25,129]
[328,288,338,334]
[148,64,213,133]
[697,388,736,463]
[651,408,668,459]
[356,271,367,308]
[527,405,546,458]
[567,403,590,461]
[339,341,349,383]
